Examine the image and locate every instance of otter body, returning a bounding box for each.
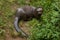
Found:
[14,5,43,37]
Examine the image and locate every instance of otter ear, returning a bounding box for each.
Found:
[37,8,43,11]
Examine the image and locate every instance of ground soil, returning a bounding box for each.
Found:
[5,21,30,40]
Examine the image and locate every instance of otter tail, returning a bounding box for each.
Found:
[14,17,28,37]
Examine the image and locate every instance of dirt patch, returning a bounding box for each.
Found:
[5,21,30,40]
[0,3,30,40]
[20,21,30,35]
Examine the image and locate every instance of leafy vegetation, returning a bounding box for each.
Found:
[28,0,60,40]
[0,0,60,40]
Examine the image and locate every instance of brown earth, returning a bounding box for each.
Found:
[0,3,31,40]
[5,21,30,40]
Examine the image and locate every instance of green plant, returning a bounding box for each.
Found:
[28,0,60,40]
